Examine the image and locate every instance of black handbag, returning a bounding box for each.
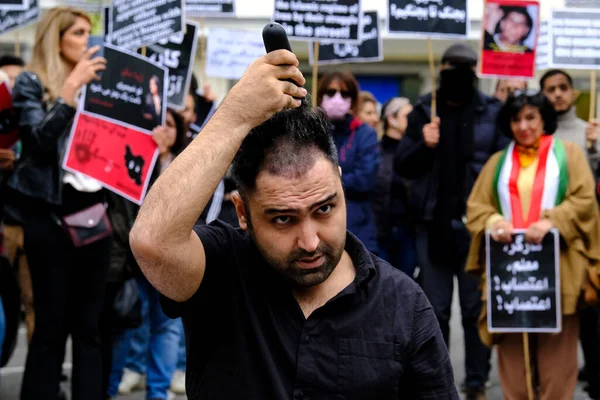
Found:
[113,278,142,330]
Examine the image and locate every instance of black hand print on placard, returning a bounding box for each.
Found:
[125,145,144,186]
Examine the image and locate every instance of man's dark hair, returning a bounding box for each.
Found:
[0,55,25,68]
[232,98,339,197]
[498,6,533,40]
[497,91,557,137]
[539,69,574,91]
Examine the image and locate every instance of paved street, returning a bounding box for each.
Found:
[0,282,590,399]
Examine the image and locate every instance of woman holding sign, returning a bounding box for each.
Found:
[465,91,600,399]
[6,7,111,400]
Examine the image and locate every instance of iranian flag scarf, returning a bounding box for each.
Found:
[493,135,568,229]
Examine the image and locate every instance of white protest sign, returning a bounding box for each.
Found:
[206,28,265,80]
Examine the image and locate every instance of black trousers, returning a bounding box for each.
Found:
[20,188,110,400]
[416,223,490,389]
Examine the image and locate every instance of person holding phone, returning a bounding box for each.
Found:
[8,7,111,400]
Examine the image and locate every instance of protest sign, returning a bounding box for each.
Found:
[0,82,18,149]
[479,0,539,79]
[186,0,235,17]
[63,112,158,205]
[549,9,600,70]
[273,0,362,43]
[83,44,168,134]
[206,28,266,80]
[486,230,561,333]
[109,0,184,50]
[309,11,382,66]
[0,0,39,35]
[0,0,27,11]
[536,20,549,71]
[144,22,199,110]
[387,0,468,39]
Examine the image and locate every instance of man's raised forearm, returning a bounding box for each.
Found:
[133,105,250,246]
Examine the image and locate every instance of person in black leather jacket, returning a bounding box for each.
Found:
[10,8,111,400]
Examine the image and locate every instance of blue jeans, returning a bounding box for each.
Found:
[108,277,182,399]
[177,319,186,371]
[378,224,417,277]
[0,295,5,362]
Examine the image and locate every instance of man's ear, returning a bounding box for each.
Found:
[338,166,343,177]
[232,191,248,230]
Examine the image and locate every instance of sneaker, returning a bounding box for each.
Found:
[461,381,492,392]
[465,388,487,400]
[118,368,146,394]
[170,369,186,394]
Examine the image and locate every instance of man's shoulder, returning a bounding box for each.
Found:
[371,255,424,303]
[477,91,502,114]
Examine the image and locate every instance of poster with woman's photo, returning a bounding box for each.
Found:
[479,0,540,78]
[82,43,168,133]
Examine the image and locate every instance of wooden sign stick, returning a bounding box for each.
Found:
[199,17,207,87]
[312,41,319,108]
[523,333,535,400]
[141,47,147,57]
[14,31,20,57]
[427,38,436,121]
[587,70,597,149]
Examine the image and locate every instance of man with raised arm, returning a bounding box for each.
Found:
[130,50,458,399]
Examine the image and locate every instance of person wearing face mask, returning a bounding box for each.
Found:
[395,43,509,400]
[372,97,417,277]
[317,71,381,254]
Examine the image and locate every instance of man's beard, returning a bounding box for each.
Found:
[250,228,346,288]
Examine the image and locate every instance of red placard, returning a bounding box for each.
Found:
[63,112,158,205]
[0,82,19,149]
[479,0,540,79]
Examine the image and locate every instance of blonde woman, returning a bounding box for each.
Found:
[7,8,109,400]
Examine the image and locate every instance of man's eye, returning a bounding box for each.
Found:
[317,204,333,214]
[273,216,291,225]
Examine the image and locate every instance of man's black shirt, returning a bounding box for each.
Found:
[161,220,458,399]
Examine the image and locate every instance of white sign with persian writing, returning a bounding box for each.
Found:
[206,28,265,80]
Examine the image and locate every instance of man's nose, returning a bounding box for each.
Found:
[297,221,320,253]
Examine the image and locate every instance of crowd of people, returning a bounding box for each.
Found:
[1,5,600,400]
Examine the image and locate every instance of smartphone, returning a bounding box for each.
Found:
[87,36,105,59]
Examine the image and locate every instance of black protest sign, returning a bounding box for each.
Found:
[310,11,382,66]
[486,230,561,333]
[83,44,168,134]
[0,0,27,11]
[0,0,39,35]
[388,0,468,39]
[109,0,184,50]
[274,0,362,43]
[186,0,235,16]
[550,9,600,70]
[143,22,199,110]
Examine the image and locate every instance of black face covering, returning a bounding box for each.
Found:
[439,66,477,105]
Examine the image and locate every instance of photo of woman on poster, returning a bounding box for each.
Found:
[143,75,162,126]
[483,3,537,53]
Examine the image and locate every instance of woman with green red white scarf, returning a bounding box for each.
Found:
[464,91,600,399]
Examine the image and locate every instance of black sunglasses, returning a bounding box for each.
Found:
[325,88,352,99]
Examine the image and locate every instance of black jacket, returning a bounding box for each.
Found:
[394,91,508,222]
[8,72,76,205]
[372,136,412,241]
